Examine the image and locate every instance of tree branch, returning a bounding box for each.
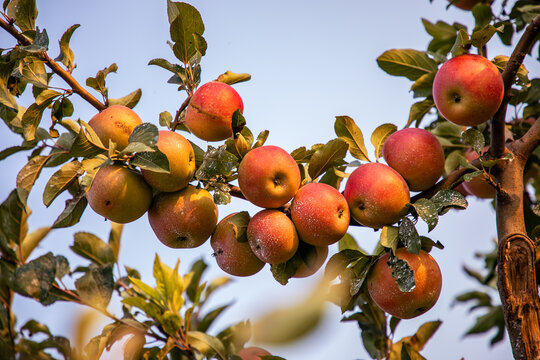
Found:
[0,16,106,111]
[490,13,540,158]
[514,116,540,160]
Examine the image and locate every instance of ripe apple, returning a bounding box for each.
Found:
[148,185,218,248]
[238,145,301,209]
[382,128,445,191]
[247,209,299,264]
[86,164,152,223]
[184,81,244,141]
[367,248,442,319]
[141,130,195,192]
[462,147,496,199]
[433,54,504,126]
[448,0,482,10]
[211,212,265,277]
[88,105,143,150]
[238,346,272,360]
[343,163,410,229]
[290,182,350,246]
[293,245,328,278]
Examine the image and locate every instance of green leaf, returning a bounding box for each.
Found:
[128,123,159,147]
[290,146,316,163]
[270,253,304,285]
[216,71,252,85]
[129,277,162,303]
[407,98,435,127]
[16,154,52,203]
[160,311,182,335]
[42,160,81,207]
[410,72,436,98]
[204,276,231,300]
[377,49,438,81]
[472,4,493,30]
[188,331,227,359]
[51,189,87,228]
[159,111,173,128]
[21,319,52,337]
[422,18,465,55]
[69,123,107,158]
[18,58,48,89]
[109,89,142,109]
[231,109,246,135]
[324,249,367,281]
[148,58,186,82]
[70,232,115,266]
[399,218,421,255]
[380,226,399,253]
[153,254,184,312]
[130,149,170,173]
[55,24,80,70]
[86,64,118,98]
[370,123,397,161]
[21,102,50,141]
[388,252,415,293]
[169,2,205,63]
[108,222,122,263]
[444,150,466,175]
[471,24,501,49]
[450,29,472,57]
[0,189,27,251]
[198,304,230,332]
[186,259,208,303]
[412,199,439,232]
[431,189,468,214]
[195,145,238,180]
[308,138,348,180]
[253,130,269,149]
[14,252,56,303]
[35,89,61,106]
[75,264,114,309]
[7,0,37,32]
[338,233,363,252]
[334,115,369,161]
[462,128,485,154]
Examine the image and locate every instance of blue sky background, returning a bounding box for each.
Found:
[1,0,539,359]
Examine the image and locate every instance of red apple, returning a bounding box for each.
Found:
[238,346,272,360]
[433,54,504,126]
[141,130,195,192]
[185,81,244,141]
[367,248,442,319]
[238,145,301,209]
[448,0,482,10]
[382,128,445,191]
[247,209,299,264]
[211,212,265,277]
[462,147,496,199]
[148,186,218,248]
[343,163,410,229]
[290,182,350,246]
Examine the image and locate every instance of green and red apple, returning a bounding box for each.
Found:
[88,105,142,150]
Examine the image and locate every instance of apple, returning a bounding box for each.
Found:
[293,245,328,278]
[343,162,410,229]
[367,248,442,319]
[247,209,299,264]
[88,105,143,150]
[148,185,218,248]
[141,130,195,192]
[184,81,244,141]
[86,164,152,223]
[462,147,496,199]
[433,54,504,126]
[448,0,482,10]
[211,212,265,277]
[382,128,445,191]
[238,346,272,360]
[290,182,350,246]
[238,145,301,209]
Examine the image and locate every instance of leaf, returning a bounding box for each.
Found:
[131,148,170,173]
[13,252,56,303]
[21,102,50,141]
[51,190,87,228]
[411,199,439,232]
[169,2,205,63]
[69,124,107,158]
[380,226,399,253]
[108,88,142,109]
[75,264,114,309]
[35,89,62,106]
[129,277,162,303]
[399,218,421,255]
[153,255,184,312]
[16,154,52,203]
[21,226,51,260]
[128,123,159,147]
[253,130,269,149]
[492,55,529,85]
[216,71,251,85]
[338,233,363,252]
[462,128,485,154]
[186,259,208,303]
[70,232,115,266]
[422,18,465,55]
[472,4,493,29]
[334,116,369,161]
[42,160,81,207]
[108,222,122,263]
[7,0,37,32]
[324,249,367,281]
[371,123,397,161]
[198,304,230,332]
[407,98,435,127]
[290,146,316,163]
[410,72,436,98]
[430,189,468,214]
[377,49,438,81]
[471,24,501,49]
[450,29,472,57]
[0,190,27,254]
[195,145,238,180]
[86,64,118,98]
[270,253,304,285]
[55,24,80,70]
[187,331,227,359]
[388,252,415,293]
[308,138,348,180]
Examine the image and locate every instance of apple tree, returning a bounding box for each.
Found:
[0,0,539,359]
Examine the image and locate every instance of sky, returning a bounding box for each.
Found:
[1,0,539,359]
